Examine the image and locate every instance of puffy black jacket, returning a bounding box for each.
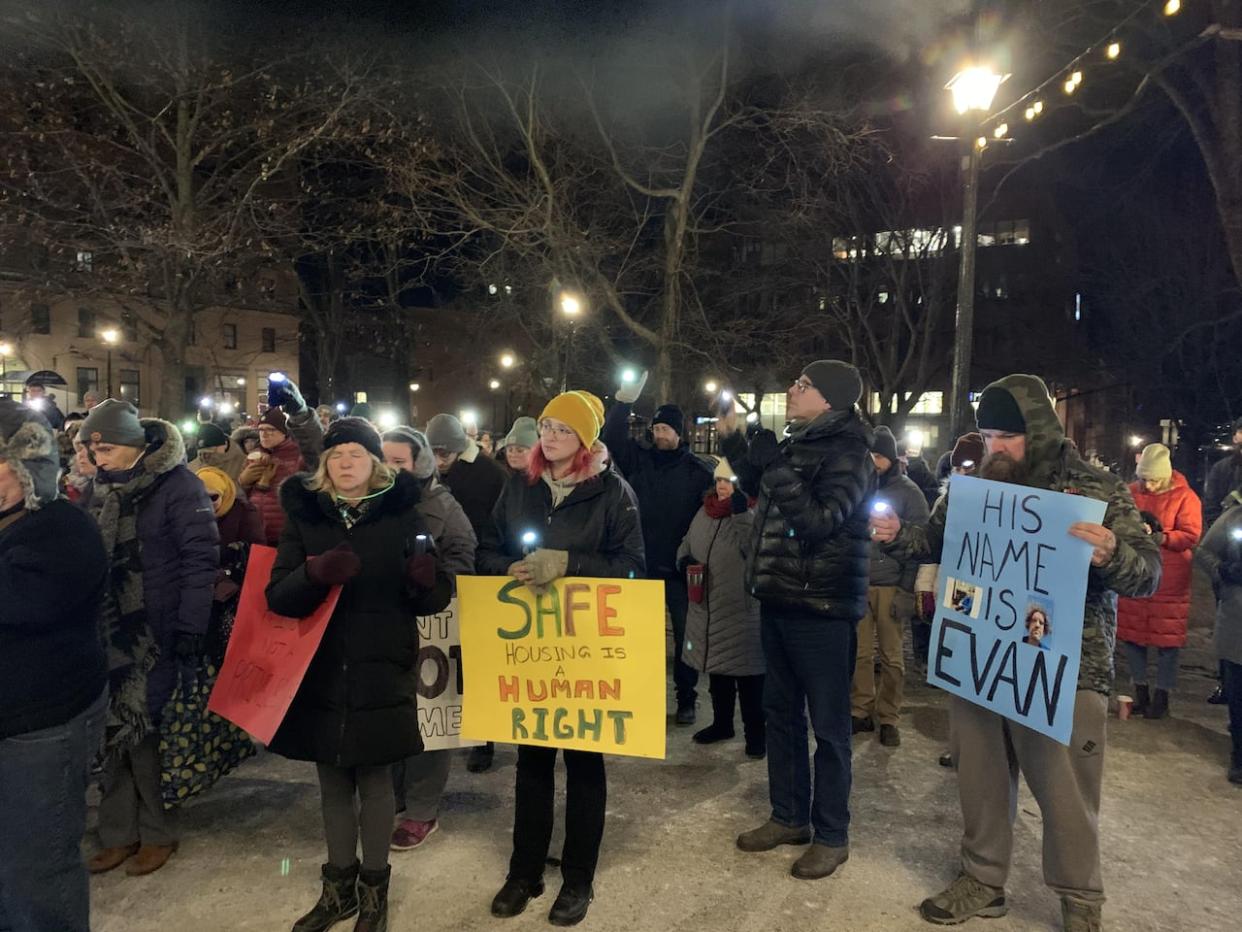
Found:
[266,470,453,768]
[721,410,875,619]
[602,402,712,576]
[477,467,646,580]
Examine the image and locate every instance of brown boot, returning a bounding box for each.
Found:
[125,843,178,876]
[87,843,140,874]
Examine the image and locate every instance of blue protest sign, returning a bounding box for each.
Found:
[928,475,1106,745]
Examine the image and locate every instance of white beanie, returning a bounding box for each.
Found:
[713,457,736,482]
[1136,443,1172,482]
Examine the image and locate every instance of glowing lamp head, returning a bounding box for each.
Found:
[947,66,1005,115]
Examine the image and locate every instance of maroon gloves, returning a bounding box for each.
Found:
[405,553,438,592]
[917,591,937,621]
[307,543,362,586]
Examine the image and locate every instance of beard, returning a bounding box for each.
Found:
[979,451,1029,485]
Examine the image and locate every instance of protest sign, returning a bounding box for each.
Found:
[929,475,1106,745]
[457,576,666,759]
[415,599,482,751]
[207,546,341,745]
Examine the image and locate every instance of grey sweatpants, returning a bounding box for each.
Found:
[98,734,177,848]
[392,750,452,821]
[948,689,1107,903]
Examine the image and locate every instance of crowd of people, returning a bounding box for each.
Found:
[1,359,1240,932]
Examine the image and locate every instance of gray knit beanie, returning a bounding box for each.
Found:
[80,398,147,448]
[425,413,469,454]
[382,426,437,480]
[0,399,60,510]
[500,416,539,450]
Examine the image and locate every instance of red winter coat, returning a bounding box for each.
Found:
[240,437,306,546]
[1117,472,1202,648]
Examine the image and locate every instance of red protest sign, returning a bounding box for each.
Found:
[207,545,341,745]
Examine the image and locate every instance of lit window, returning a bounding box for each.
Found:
[75,250,93,272]
[906,391,944,415]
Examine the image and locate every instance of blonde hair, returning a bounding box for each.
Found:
[1143,476,1173,493]
[304,449,396,499]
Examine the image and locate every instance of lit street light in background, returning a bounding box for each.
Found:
[704,380,719,394]
[489,379,501,390]
[500,352,515,369]
[556,289,586,392]
[409,382,420,392]
[559,292,582,317]
[100,327,120,398]
[946,63,1004,442]
[0,341,11,396]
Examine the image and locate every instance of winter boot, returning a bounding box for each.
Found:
[1147,688,1170,720]
[1207,684,1227,705]
[736,819,811,852]
[790,843,849,880]
[353,865,390,932]
[1132,684,1150,717]
[919,872,1007,925]
[293,862,359,932]
[1060,896,1103,932]
[694,684,737,743]
[467,742,495,773]
[851,716,875,735]
[1229,749,1242,786]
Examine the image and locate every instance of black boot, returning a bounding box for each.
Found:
[353,866,390,932]
[491,877,545,918]
[293,862,359,932]
[739,675,766,759]
[694,675,736,743]
[1230,751,1242,786]
[548,883,594,927]
[1208,684,1227,705]
[1148,688,1170,720]
[1132,684,1150,717]
[467,742,495,773]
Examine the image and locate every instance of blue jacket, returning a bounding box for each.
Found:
[602,402,713,577]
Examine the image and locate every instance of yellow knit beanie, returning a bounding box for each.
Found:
[539,391,605,448]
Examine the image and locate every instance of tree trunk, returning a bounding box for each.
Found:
[157,308,190,419]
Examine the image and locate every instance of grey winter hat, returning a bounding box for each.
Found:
[871,425,898,463]
[425,413,469,454]
[500,416,539,450]
[80,398,146,448]
[801,359,863,411]
[382,426,437,481]
[0,399,60,510]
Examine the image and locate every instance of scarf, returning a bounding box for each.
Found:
[703,489,751,519]
[542,471,580,508]
[90,461,159,760]
[336,498,372,530]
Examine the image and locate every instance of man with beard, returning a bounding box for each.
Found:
[871,374,1160,931]
[603,371,713,724]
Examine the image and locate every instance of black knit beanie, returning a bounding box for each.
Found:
[197,423,229,448]
[653,404,685,438]
[974,387,1027,434]
[323,417,383,460]
[801,360,863,411]
[871,425,898,463]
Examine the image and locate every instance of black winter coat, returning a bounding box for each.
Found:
[265,470,452,767]
[602,402,713,576]
[721,410,875,620]
[0,502,108,739]
[477,467,646,580]
[1203,450,1242,525]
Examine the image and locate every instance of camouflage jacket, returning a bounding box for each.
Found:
[885,374,1161,695]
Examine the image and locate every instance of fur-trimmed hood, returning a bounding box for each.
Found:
[0,399,60,510]
[280,467,423,526]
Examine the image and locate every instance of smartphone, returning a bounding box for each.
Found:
[872,500,891,515]
[413,534,428,556]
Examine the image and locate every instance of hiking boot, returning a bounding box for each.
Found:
[851,716,875,735]
[87,842,139,875]
[693,722,735,744]
[879,724,901,747]
[1061,896,1102,932]
[125,843,177,876]
[791,843,849,880]
[390,818,438,851]
[490,877,545,918]
[1132,684,1150,717]
[293,862,359,932]
[467,743,495,773]
[1147,688,1170,720]
[1207,684,1227,705]
[353,865,390,932]
[736,819,811,852]
[548,883,594,927]
[919,872,1007,925]
[675,704,697,726]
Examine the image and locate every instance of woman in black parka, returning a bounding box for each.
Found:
[266,418,451,932]
[477,390,645,928]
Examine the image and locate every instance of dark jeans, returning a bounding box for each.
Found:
[509,746,606,889]
[761,608,856,848]
[708,673,766,745]
[665,575,699,708]
[912,619,933,668]
[1224,660,1242,766]
[317,763,394,872]
[0,689,106,932]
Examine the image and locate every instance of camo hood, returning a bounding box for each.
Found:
[977,373,1066,488]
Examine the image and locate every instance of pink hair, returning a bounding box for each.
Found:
[526,443,596,486]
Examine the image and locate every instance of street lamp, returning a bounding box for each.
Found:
[100,328,120,398]
[556,289,586,392]
[489,379,501,391]
[946,64,1004,441]
[704,380,719,394]
[559,293,582,317]
[409,382,420,392]
[0,341,11,396]
[500,352,515,369]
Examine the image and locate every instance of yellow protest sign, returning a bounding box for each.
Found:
[457,576,666,760]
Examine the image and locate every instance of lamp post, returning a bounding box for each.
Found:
[0,341,11,397]
[945,66,1004,441]
[100,328,120,398]
[557,291,584,393]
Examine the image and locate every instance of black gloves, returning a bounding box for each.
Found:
[266,377,306,415]
[748,429,782,470]
[173,633,204,695]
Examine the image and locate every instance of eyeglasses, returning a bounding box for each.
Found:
[208,493,221,503]
[538,420,576,439]
[791,377,815,394]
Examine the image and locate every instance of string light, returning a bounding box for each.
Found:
[1025,106,1036,121]
[1106,41,1121,59]
[1164,0,1181,15]
[1070,70,1083,85]
[993,123,1009,139]
[1033,101,1043,115]
[1064,78,1078,95]
[975,136,988,150]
